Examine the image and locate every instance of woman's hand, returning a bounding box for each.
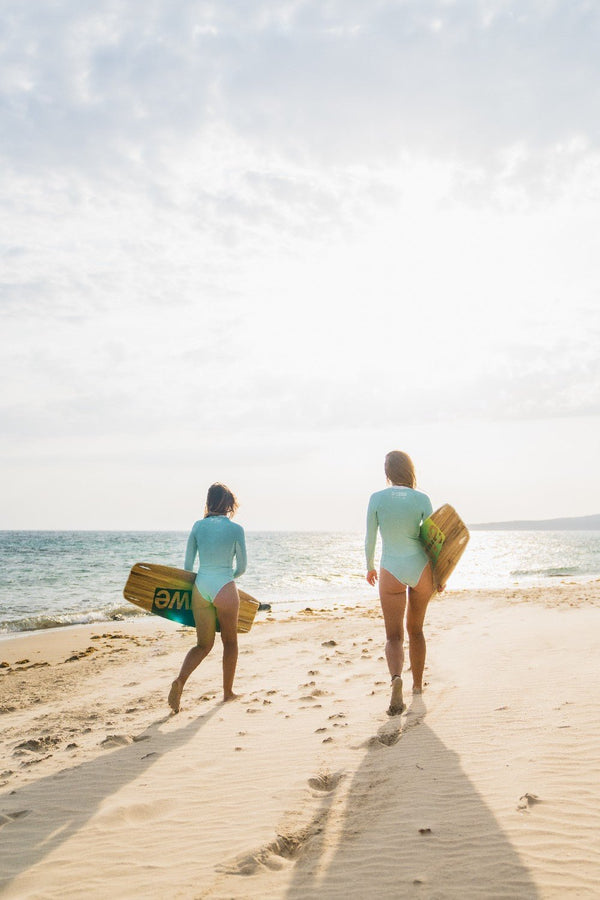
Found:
[366,569,378,586]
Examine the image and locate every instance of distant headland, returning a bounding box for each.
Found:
[470,513,600,531]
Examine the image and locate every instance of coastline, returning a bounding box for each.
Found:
[1,582,600,898]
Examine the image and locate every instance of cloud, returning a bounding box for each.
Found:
[4,0,600,179]
[1,0,600,521]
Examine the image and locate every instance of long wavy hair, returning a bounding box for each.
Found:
[384,451,416,488]
[204,482,239,517]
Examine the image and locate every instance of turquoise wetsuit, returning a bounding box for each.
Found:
[365,486,433,588]
[184,516,247,603]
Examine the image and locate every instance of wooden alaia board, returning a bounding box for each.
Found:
[123,562,259,633]
[420,504,470,589]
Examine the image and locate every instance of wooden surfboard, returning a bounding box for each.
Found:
[123,563,260,633]
[420,504,470,590]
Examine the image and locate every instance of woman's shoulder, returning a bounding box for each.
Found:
[410,488,432,510]
[411,487,431,502]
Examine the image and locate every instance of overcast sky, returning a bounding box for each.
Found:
[2,0,599,530]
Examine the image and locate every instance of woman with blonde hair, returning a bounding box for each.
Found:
[365,451,436,715]
[168,482,247,713]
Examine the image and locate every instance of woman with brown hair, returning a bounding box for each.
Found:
[365,451,435,716]
[168,482,247,713]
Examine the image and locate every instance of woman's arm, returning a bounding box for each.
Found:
[423,494,433,520]
[233,528,247,579]
[365,494,378,575]
[184,528,198,571]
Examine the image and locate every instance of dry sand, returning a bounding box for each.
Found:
[1,582,599,899]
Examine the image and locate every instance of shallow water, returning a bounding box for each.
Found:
[0,529,599,634]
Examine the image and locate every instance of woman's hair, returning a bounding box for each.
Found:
[204,482,239,518]
[384,450,416,488]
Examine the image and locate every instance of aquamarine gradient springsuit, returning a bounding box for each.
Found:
[365,486,433,588]
[184,515,247,602]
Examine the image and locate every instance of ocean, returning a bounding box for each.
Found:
[0,529,599,635]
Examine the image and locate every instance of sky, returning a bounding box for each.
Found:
[1,0,600,531]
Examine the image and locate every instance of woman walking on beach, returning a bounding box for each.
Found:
[365,451,436,716]
[168,482,247,713]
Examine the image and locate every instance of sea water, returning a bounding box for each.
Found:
[0,529,599,635]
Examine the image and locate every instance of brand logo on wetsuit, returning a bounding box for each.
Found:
[152,587,192,611]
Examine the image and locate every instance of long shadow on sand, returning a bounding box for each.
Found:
[0,707,217,892]
[285,696,539,900]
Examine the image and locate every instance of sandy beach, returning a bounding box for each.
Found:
[1,582,599,899]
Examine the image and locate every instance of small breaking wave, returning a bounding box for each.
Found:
[510,565,588,579]
[0,604,147,635]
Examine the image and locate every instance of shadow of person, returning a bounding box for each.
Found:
[285,695,539,899]
[0,707,218,892]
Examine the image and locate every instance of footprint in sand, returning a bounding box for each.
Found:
[20,755,53,768]
[100,734,134,748]
[219,819,327,876]
[380,721,402,744]
[308,769,345,792]
[14,737,60,754]
[363,723,401,748]
[0,810,31,828]
[517,793,542,811]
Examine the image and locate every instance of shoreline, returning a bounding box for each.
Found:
[1,576,599,647]
[1,582,600,898]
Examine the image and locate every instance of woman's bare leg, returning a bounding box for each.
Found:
[379,568,408,714]
[168,587,216,713]
[213,582,240,701]
[406,563,435,693]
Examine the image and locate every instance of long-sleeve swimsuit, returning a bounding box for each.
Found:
[184,515,247,603]
[365,486,433,588]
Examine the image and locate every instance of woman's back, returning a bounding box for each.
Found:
[373,486,431,542]
[366,486,432,588]
[186,516,245,572]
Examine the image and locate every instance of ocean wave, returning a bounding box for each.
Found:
[0,605,146,635]
[510,566,585,579]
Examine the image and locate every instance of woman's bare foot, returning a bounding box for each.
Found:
[387,676,405,716]
[223,691,240,703]
[168,679,183,713]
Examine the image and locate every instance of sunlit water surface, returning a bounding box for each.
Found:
[0,530,598,634]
